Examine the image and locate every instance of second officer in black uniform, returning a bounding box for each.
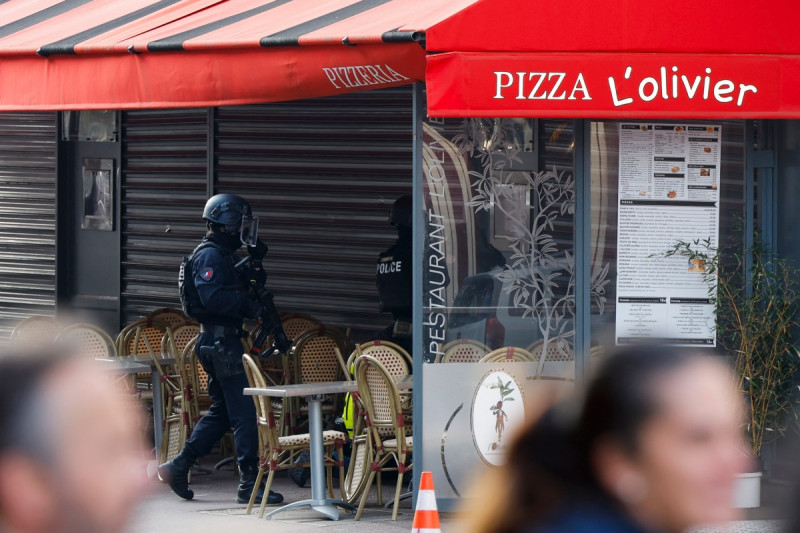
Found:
[158,194,289,505]
[376,196,414,355]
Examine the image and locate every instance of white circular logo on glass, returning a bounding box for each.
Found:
[471,370,525,467]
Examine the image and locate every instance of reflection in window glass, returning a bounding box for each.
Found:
[422,118,586,380]
[62,111,118,142]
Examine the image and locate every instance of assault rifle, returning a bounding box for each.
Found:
[235,255,290,359]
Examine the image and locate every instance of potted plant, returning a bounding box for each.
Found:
[664,238,800,507]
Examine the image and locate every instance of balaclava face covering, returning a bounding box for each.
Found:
[206,227,242,253]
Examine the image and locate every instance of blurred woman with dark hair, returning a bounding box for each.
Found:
[462,345,748,533]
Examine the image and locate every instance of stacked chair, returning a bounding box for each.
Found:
[352,354,413,521]
[160,323,200,464]
[343,340,412,519]
[114,309,199,463]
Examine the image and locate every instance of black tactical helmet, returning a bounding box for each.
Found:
[388,195,412,229]
[202,194,252,233]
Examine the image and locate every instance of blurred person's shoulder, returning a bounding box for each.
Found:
[528,500,647,533]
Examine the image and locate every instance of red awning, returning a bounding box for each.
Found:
[425,0,800,118]
[0,0,476,111]
[3,0,799,117]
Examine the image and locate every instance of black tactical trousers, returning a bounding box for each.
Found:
[182,332,258,469]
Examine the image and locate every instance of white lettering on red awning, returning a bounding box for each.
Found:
[493,71,592,101]
[608,66,757,107]
[323,64,409,89]
[493,65,758,108]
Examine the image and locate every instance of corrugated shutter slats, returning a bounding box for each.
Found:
[121,88,412,338]
[121,109,209,324]
[0,113,57,339]
[215,87,412,337]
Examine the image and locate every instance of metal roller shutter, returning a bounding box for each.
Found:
[0,112,57,340]
[120,109,209,325]
[121,87,413,338]
[215,87,413,339]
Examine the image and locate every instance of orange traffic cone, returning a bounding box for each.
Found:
[411,472,441,533]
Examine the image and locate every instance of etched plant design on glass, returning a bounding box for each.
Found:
[453,119,609,369]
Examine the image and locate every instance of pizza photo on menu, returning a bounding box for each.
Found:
[688,258,707,273]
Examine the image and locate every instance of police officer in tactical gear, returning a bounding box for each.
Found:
[376,196,413,354]
[158,193,289,505]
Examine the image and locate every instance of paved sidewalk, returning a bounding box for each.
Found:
[129,460,437,533]
[128,459,782,533]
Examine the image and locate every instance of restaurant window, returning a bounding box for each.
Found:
[422,118,581,379]
[421,117,747,369]
[417,115,748,504]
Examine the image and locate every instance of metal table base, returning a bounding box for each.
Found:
[265,396,355,520]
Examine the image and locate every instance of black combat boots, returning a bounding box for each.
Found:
[236,463,283,505]
[158,450,196,500]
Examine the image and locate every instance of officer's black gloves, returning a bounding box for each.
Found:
[247,239,268,261]
[251,266,267,287]
[255,287,273,305]
[273,328,291,354]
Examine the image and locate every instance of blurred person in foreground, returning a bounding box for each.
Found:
[0,351,149,533]
[462,345,749,533]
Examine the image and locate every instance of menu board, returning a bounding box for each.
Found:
[616,123,721,346]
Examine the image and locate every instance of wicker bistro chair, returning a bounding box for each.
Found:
[290,326,351,383]
[158,335,190,465]
[56,323,117,358]
[242,354,347,519]
[342,432,370,504]
[352,355,413,521]
[345,339,412,434]
[187,341,210,425]
[479,346,538,363]
[438,339,490,363]
[162,325,200,428]
[10,315,62,346]
[248,312,320,387]
[250,313,321,352]
[161,324,200,359]
[115,319,145,355]
[526,339,575,379]
[345,339,412,427]
[284,326,351,434]
[345,340,411,379]
[146,308,196,329]
[119,322,178,417]
[279,313,322,342]
[119,321,171,359]
[342,340,412,505]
